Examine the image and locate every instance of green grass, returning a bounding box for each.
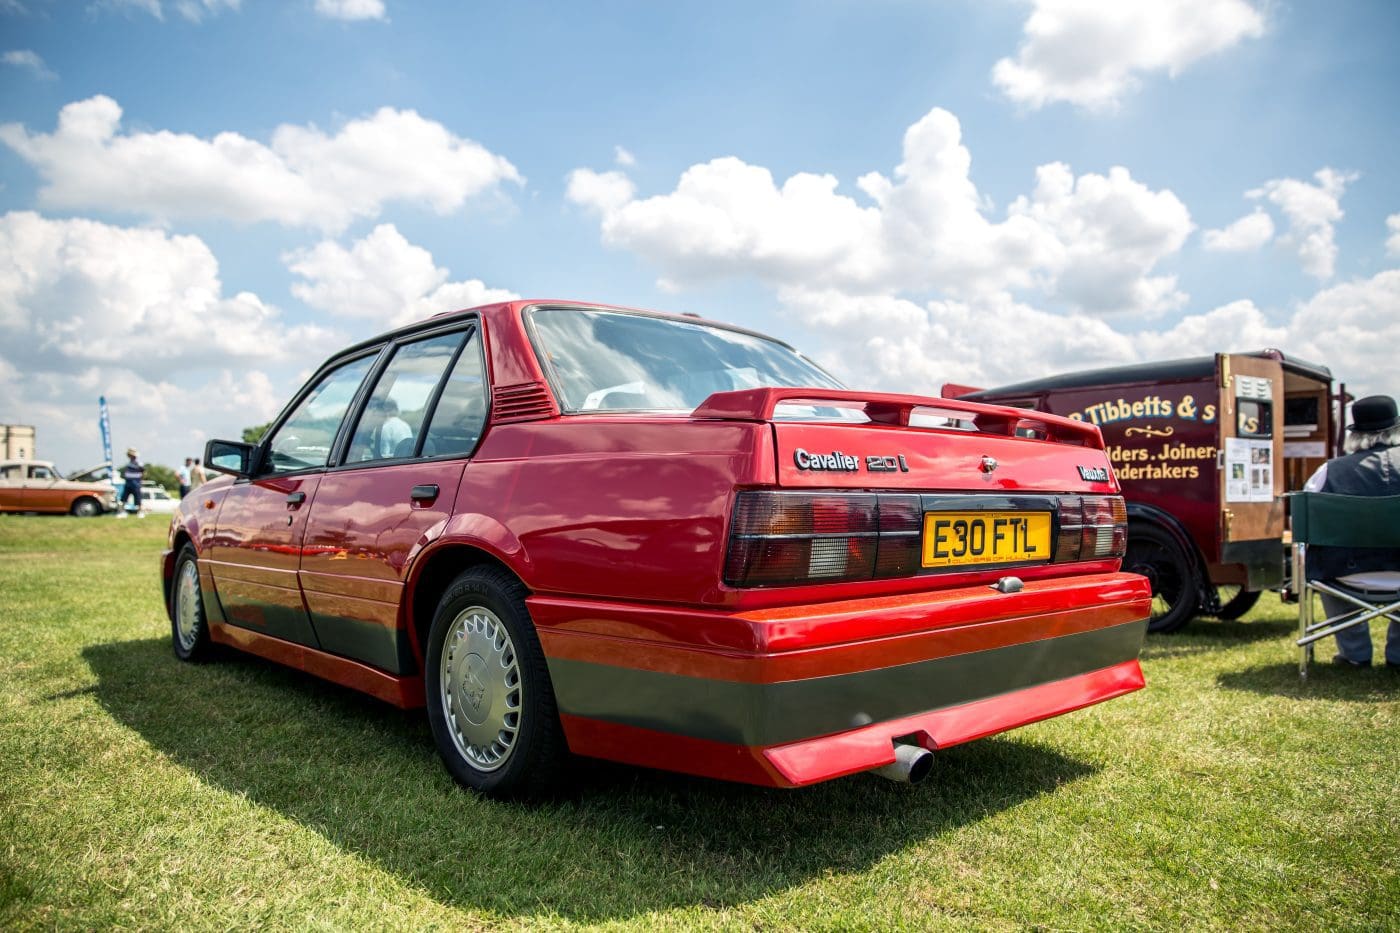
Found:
[1,515,1396,930]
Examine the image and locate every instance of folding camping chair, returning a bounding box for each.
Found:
[1289,491,1400,678]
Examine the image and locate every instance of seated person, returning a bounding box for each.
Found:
[353,397,414,461]
[1303,394,1400,669]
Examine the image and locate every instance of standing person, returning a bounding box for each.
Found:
[177,458,192,499]
[118,448,146,518]
[1303,394,1400,669]
[190,457,208,488]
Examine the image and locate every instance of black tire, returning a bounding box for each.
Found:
[424,565,567,797]
[170,544,214,662]
[70,497,102,517]
[1213,585,1261,621]
[1124,525,1200,634]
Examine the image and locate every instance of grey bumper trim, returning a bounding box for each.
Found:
[547,618,1147,747]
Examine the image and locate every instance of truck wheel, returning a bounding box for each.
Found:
[424,566,567,797]
[70,497,102,517]
[1125,526,1200,634]
[1213,586,1261,621]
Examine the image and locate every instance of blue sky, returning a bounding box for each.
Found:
[1,0,1398,472]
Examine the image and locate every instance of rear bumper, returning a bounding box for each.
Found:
[532,572,1150,787]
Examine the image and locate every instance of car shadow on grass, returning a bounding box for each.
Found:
[83,637,1097,923]
[1139,618,1295,661]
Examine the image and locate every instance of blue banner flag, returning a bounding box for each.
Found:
[99,396,113,475]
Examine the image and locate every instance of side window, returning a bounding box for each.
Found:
[29,466,55,480]
[347,331,465,462]
[422,330,488,458]
[0,464,20,480]
[264,354,376,475]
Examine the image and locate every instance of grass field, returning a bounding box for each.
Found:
[1,515,1396,930]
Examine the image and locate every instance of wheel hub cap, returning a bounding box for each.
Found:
[441,606,521,772]
[175,561,200,651]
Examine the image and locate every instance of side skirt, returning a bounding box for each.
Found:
[209,621,425,709]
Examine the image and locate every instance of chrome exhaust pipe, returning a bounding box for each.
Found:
[872,743,934,784]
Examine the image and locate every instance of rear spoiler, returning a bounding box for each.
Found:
[691,387,1104,449]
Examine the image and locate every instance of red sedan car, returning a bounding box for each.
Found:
[163,300,1149,795]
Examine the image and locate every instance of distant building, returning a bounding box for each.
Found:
[1,425,35,460]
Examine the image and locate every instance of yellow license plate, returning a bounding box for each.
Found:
[922,511,1052,568]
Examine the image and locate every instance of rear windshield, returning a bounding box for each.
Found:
[529,307,843,412]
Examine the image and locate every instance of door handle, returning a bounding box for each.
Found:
[410,484,439,502]
[286,492,306,506]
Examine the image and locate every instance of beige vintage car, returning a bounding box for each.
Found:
[0,459,116,516]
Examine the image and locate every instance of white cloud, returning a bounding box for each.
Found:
[2,49,56,80]
[566,168,637,216]
[1386,214,1400,257]
[1006,162,1192,314]
[1202,209,1274,252]
[0,211,337,473]
[1248,167,1356,278]
[286,223,518,328]
[0,211,336,376]
[0,96,523,233]
[1134,298,1287,361]
[1282,270,1400,398]
[777,288,1137,394]
[569,105,1193,315]
[614,146,636,168]
[174,0,239,19]
[992,0,1266,111]
[98,0,241,21]
[314,0,385,22]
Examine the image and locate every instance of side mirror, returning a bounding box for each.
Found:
[205,439,257,478]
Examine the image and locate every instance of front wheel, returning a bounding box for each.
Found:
[1124,526,1200,634]
[424,566,567,796]
[171,544,214,661]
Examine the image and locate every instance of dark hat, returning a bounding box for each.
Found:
[1347,395,1400,433]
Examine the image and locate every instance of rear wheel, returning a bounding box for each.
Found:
[1213,585,1261,621]
[70,497,101,517]
[1125,525,1200,634]
[424,566,566,796]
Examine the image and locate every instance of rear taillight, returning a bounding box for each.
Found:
[724,492,920,587]
[1053,495,1128,562]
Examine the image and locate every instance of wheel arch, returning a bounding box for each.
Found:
[69,494,103,516]
[162,528,197,618]
[405,540,526,677]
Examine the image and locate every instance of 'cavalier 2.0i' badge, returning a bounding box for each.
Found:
[794,448,910,472]
[1077,465,1111,482]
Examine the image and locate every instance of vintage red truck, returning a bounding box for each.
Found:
[948,351,1340,632]
[163,300,1150,795]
